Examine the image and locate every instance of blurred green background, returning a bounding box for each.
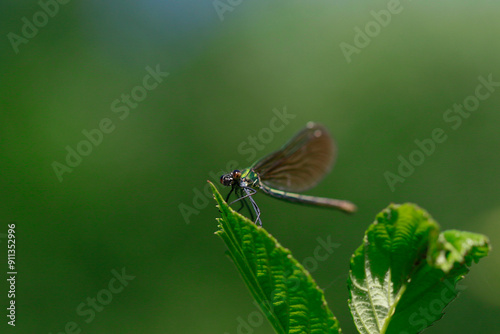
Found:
[1,0,499,333]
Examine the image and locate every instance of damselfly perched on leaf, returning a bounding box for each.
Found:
[220,122,356,225]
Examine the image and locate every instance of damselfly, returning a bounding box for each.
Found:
[220,122,356,225]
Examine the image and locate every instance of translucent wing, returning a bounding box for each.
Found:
[251,122,336,192]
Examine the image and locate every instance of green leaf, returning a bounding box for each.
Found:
[348,203,491,334]
[209,181,341,334]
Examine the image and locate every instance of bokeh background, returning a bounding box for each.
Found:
[1,1,499,333]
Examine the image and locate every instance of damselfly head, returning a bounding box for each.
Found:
[220,170,242,187]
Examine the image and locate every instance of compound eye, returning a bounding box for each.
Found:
[232,170,242,179]
[220,174,232,186]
